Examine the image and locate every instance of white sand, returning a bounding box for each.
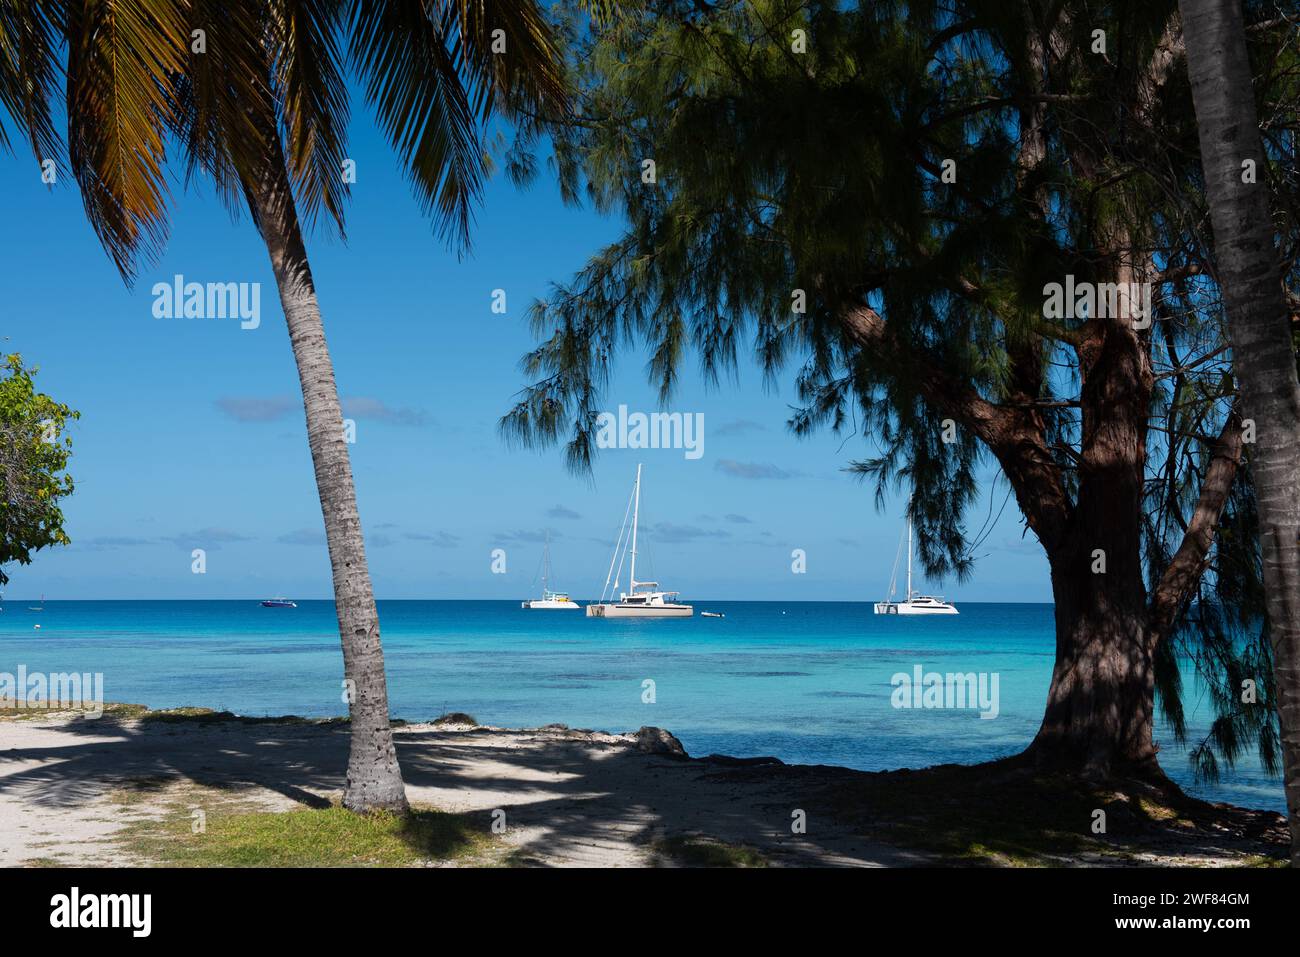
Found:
[0,713,926,867]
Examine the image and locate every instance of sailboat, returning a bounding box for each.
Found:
[586,464,693,618]
[873,511,958,615]
[28,594,44,612]
[521,532,581,610]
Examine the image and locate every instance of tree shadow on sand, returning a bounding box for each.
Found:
[0,709,1287,866]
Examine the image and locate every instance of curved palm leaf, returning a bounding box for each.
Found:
[171,0,273,217]
[347,0,572,247]
[65,0,187,280]
[268,0,350,233]
[453,0,568,120]
[0,0,61,166]
[347,0,484,246]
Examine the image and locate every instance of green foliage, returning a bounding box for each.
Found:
[0,354,78,586]
[501,0,1160,570]
[503,0,1300,777]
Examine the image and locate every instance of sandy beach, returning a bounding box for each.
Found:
[1,708,924,867]
[1,707,1289,868]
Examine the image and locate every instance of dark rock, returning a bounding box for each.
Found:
[634,726,687,758]
[702,754,786,767]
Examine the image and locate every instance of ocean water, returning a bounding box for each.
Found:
[0,600,1285,812]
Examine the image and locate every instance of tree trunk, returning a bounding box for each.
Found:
[1027,356,1158,778]
[1028,225,1161,775]
[1031,557,1158,776]
[1181,0,1300,862]
[843,301,1165,779]
[249,142,409,814]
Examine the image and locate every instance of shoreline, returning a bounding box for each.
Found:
[0,704,1289,867]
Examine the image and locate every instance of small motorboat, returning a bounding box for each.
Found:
[701,611,724,618]
[260,597,298,608]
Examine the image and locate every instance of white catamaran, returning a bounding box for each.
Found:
[586,464,693,618]
[873,510,958,615]
[521,532,581,610]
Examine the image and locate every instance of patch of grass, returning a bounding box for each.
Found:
[499,848,546,867]
[19,857,63,868]
[819,764,1102,865]
[0,703,328,725]
[137,708,346,726]
[117,795,500,867]
[817,757,1290,866]
[0,701,150,722]
[0,707,53,722]
[107,776,176,805]
[433,712,478,726]
[136,707,410,728]
[4,702,412,728]
[101,702,150,719]
[651,835,769,868]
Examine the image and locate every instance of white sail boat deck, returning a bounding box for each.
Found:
[874,510,958,615]
[521,532,581,610]
[586,464,693,618]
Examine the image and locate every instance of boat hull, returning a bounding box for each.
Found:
[586,603,693,618]
[521,600,582,610]
[874,601,958,615]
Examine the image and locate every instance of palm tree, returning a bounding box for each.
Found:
[1180,0,1300,862]
[1,0,570,813]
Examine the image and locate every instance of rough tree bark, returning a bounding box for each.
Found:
[249,139,409,814]
[1180,0,1300,862]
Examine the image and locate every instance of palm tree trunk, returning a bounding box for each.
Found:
[1181,0,1300,862]
[248,140,408,814]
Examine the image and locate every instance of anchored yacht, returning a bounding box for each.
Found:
[586,464,693,618]
[873,511,958,616]
[521,532,581,610]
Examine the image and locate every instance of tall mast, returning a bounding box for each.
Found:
[629,464,642,590]
[906,512,913,601]
[542,530,550,593]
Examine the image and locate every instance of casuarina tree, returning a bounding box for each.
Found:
[504,0,1300,785]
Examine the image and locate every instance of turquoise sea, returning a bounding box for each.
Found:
[0,600,1284,812]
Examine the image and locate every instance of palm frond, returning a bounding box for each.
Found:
[65,0,188,281]
[269,0,350,234]
[347,0,484,247]
[171,0,274,218]
[0,0,62,165]
[452,0,568,121]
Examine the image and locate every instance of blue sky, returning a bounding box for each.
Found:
[1,104,1050,602]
